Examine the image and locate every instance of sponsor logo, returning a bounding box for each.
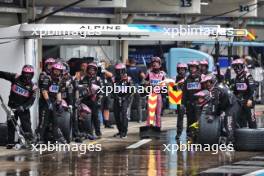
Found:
[187,82,201,90]
[236,83,247,90]
[49,85,59,93]
[12,84,29,97]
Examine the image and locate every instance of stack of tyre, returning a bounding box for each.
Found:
[108,98,116,125]
[108,96,148,124]
[130,96,148,122]
[234,128,264,151]
[197,107,264,151]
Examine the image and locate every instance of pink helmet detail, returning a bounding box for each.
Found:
[201,74,213,83]
[151,57,161,64]
[115,63,126,70]
[188,61,199,66]
[87,62,98,70]
[91,84,100,94]
[52,62,64,70]
[177,63,188,68]
[231,58,244,65]
[61,99,68,108]
[195,90,211,106]
[79,103,91,114]
[194,90,207,97]
[45,58,56,64]
[200,60,208,65]
[22,65,34,73]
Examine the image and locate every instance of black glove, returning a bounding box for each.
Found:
[56,101,64,113]
[173,85,178,91]
[16,106,24,112]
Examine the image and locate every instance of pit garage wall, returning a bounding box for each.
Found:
[60,45,115,62]
[0,38,39,131]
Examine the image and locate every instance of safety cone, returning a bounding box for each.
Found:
[139,92,161,139]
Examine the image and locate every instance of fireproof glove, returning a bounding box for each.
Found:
[55,101,63,113]
[16,106,24,112]
[173,85,178,91]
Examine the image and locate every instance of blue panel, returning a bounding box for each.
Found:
[218,57,230,68]
[167,48,215,78]
[164,53,169,70]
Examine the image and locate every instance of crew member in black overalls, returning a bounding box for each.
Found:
[0,65,37,149]
[112,63,133,138]
[174,63,187,140]
[231,58,257,128]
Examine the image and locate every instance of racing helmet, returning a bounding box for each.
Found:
[200,74,217,90]
[86,62,98,77]
[21,65,34,82]
[176,63,188,75]
[44,57,56,74]
[231,58,245,75]
[151,57,161,73]
[194,90,211,107]
[188,61,199,75]
[200,60,209,74]
[62,62,70,75]
[51,62,64,79]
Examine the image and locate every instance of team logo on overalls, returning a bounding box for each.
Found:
[187,82,200,90]
[12,84,30,97]
[49,84,59,93]
[150,79,161,86]
[236,83,247,90]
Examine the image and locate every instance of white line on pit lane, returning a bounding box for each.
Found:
[126,139,152,149]
[243,169,264,176]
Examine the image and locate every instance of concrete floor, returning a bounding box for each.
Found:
[0,106,264,176]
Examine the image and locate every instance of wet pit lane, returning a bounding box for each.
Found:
[0,129,263,176]
[0,113,264,176]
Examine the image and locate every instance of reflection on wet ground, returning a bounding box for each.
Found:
[0,128,263,176]
[0,114,264,176]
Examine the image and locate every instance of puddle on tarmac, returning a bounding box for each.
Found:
[0,129,262,176]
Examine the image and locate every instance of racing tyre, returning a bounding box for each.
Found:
[130,109,137,121]
[130,109,147,122]
[57,111,72,143]
[109,98,114,112]
[80,114,92,133]
[142,109,147,121]
[109,112,115,125]
[141,97,147,109]
[234,128,264,151]
[0,123,7,146]
[197,110,221,145]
